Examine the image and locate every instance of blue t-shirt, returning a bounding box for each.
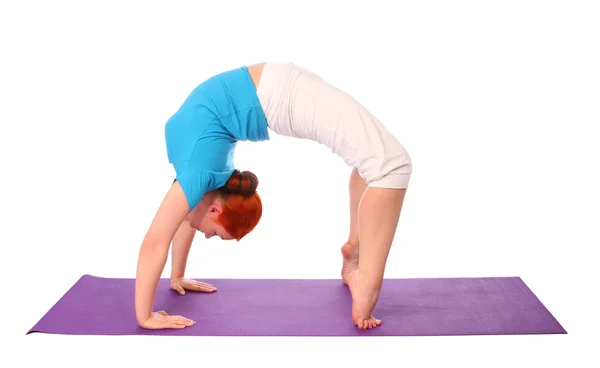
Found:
[164,66,269,210]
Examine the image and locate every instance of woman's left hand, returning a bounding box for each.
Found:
[170,277,217,295]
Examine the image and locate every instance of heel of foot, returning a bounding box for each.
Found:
[341,241,358,258]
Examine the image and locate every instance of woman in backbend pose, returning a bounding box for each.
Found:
[135,62,412,330]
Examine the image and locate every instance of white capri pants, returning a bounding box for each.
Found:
[256,62,412,188]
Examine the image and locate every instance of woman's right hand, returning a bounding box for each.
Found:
[139,310,196,330]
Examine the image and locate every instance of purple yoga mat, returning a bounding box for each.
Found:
[27,275,566,336]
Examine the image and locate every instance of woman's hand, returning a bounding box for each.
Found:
[139,310,196,330]
[171,277,217,295]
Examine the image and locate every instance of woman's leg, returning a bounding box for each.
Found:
[347,186,407,329]
[254,62,410,328]
[341,167,368,284]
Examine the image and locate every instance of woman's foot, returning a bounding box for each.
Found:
[346,269,382,329]
[341,241,359,285]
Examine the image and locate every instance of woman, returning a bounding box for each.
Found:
[135,62,412,330]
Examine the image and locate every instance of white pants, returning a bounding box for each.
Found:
[256,62,412,188]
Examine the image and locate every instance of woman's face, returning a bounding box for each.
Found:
[188,200,233,240]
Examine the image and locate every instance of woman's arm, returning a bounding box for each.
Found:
[169,219,218,294]
[135,181,191,326]
[170,218,196,280]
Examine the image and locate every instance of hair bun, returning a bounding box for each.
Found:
[224,170,259,196]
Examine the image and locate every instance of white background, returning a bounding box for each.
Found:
[2,0,599,367]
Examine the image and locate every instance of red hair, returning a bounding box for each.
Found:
[213,170,262,241]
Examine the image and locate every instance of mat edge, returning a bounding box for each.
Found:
[76,274,528,281]
[515,275,568,334]
[25,274,92,335]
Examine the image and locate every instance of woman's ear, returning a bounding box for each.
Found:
[208,204,223,214]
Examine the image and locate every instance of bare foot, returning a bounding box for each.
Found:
[347,269,382,329]
[341,241,359,285]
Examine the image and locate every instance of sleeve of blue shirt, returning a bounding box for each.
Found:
[175,132,237,211]
[177,165,210,211]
